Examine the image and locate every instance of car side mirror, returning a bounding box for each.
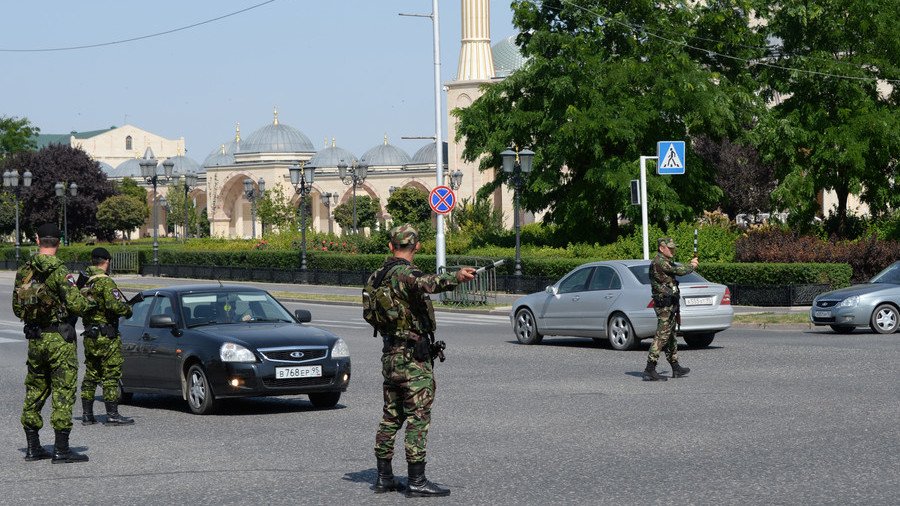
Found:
[294,309,311,323]
[149,314,176,328]
[545,285,558,296]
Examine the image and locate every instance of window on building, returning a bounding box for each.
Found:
[125,136,133,150]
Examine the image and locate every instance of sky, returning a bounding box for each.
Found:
[1,0,515,163]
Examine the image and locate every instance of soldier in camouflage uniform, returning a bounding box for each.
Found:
[80,247,135,426]
[367,223,475,497]
[642,237,699,381]
[13,224,93,463]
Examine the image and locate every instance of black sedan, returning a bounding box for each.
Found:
[118,284,351,414]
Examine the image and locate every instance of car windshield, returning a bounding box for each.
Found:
[181,291,294,327]
[627,264,708,285]
[870,262,900,284]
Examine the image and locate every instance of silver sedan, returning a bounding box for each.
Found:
[510,259,734,350]
[810,260,900,334]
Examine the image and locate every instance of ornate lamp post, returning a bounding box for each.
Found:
[500,147,534,277]
[54,181,77,246]
[140,147,172,276]
[289,163,315,271]
[448,169,463,191]
[181,173,198,243]
[243,177,265,239]
[319,192,338,234]
[336,160,368,234]
[3,169,32,263]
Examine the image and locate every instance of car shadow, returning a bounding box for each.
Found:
[123,394,347,416]
[504,339,725,352]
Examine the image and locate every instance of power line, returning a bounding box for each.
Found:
[0,0,277,53]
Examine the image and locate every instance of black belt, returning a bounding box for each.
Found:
[39,324,61,333]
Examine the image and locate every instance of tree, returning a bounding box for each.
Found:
[753,0,900,237]
[117,177,148,203]
[693,136,776,217]
[5,144,116,241]
[0,191,20,236]
[257,185,295,233]
[386,187,431,226]
[97,195,148,240]
[448,196,504,237]
[163,183,201,238]
[0,116,39,159]
[333,195,379,234]
[454,0,766,243]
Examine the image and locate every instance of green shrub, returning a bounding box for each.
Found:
[698,262,852,288]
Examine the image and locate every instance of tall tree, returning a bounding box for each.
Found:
[386,187,431,226]
[753,0,900,236]
[163,182,200,238]
[0,116,39,158]
[257,185,296,234]
[454,0,766,243]
[333,195,379,234]
[8,144,116,240]
[97,195,148,240]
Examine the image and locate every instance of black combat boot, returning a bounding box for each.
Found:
[373,458,401,493]
[103,402,134,425]
[23,427,51,461]
[406,462,450,497]
[671,361,691,378]
[642,361,668,381]
[82,398,97,425]
[51,429,89,463]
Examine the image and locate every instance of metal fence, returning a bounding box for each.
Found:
[112,252,139,274]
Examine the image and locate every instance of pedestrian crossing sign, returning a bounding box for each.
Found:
[657,141,686,175]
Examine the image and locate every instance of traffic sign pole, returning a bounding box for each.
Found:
[639,156,654,260]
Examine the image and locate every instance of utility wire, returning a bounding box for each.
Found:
[0,0,277,53]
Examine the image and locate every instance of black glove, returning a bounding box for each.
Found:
[75,271,89,290]
[128,292,145,305]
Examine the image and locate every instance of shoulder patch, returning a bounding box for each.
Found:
[65,273,78,287]
[112,289,124,301]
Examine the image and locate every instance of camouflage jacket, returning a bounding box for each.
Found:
[370,257,459,339]
[650,252,694,300]
[13,253,93,326]
[81,266,132,326]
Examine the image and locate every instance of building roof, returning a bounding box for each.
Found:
[98,161,115,176]
[110,158,145,179]
[409,141,449,167]
[32,128,117,149]
[492,35,528,78]
[241,113,315,154]
[306,143,358,169]
[162,155,203,176]
[203,142,236,169]
[359,136,411,167]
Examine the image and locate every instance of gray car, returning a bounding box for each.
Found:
[809,260,900,334]
[510,259,734,350]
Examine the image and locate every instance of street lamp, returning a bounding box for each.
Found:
[180,173,198,243]
[336,160,368,234]
[289,163,315,271]
[500,147,534,277]
[54,181,77,246]
[243,177,265,239]
[448,169,463,191]
[140,147,172,277]
[319,192,338,234]
[2,169,31,263]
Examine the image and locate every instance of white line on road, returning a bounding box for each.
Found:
[0,337,22,344]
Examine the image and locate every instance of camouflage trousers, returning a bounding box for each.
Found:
[374,346,435,464]
[647,305,679,364]
[81,335,124,402]
[21,331,78,431]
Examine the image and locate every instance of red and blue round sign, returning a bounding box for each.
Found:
[429,186,456,215]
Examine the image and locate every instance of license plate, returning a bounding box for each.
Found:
[814,311,831,318]
[275,365,322,379]
[684,296,714,306]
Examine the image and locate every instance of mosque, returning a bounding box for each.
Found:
[35,0,530,239]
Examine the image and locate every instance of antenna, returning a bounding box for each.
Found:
[217,279,223,287]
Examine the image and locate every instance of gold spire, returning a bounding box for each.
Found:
[384,134,388,145]
[273,106,279,125]
[177,145,184,156]
[324,137,328,148]
[235,122,241,143]
[220,144,226,155]
[332,138,336,148]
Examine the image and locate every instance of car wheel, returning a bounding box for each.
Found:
[870,304,899,334]
[186,364,216,415]
[514,308,543,345]
[829,324,855,334]
[308,392,341,409]
[683,333,715,348]
[117,380,133,404]
[607,313,638,351]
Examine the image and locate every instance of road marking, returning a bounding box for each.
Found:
[0,337,22,344]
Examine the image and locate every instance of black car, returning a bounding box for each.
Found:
[118,284,351,414]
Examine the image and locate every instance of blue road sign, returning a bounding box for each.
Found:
[429,185,456,214]
[657,141,686,175]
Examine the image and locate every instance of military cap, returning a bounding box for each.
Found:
[36,223,62,239]
[658,237,677,249]
[91,247,112,260]
[390,223,419,246]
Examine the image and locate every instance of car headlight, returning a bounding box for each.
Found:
[331,338,350,358]
[838,296,859,308]
[220,343,256,363]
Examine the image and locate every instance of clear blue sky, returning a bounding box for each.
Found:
[1,0,515,162]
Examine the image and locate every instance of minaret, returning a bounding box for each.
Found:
[456,0,494,81]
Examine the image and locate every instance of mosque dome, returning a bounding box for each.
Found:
[492,35,528,78]
[306,142,358,169]
[162,155,202,177]
[359,136,411,167]
[110,158,145,179]
[203,142,236,169]
[241,112,315,153]
[98,161,115,176]
[409,141,449,167]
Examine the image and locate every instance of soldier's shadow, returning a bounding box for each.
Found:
[342,468,408,492]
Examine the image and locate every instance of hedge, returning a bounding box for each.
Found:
[698,262,852,288]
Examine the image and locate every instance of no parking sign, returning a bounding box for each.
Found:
[429,186,456,214]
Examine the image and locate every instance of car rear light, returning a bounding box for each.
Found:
[721,287,732,305]
[647,299,655,308]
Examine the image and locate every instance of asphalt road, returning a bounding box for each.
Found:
[0,290,897,505]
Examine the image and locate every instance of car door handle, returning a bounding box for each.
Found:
[142,333,155,341]
[571,295,580,301]
[605,294,615,299]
